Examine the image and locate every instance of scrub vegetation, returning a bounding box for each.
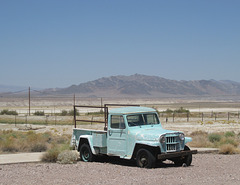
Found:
[189,131,240,154]
[0,130,78,163]
[0,130,71,154]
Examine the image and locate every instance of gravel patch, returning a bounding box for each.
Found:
[0,154,240,185]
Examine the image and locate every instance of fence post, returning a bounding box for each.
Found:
[202,112,204,122]
[173,113,175,122]
[228,112,230,121]
[187,112,189,122]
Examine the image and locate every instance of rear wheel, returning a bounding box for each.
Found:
[136,148,156,168]
[80,143,95,162]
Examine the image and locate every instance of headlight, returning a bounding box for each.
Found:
[160,135,165,143]
[179,133,185,141]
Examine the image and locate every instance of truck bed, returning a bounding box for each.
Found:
[72,128,107,148]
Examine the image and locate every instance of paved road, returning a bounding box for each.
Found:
[0,148,218,165]
[0,152,45,164]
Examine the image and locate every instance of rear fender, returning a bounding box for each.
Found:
[78,135,96,155]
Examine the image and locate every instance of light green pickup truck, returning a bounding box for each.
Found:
[71,105,197,168]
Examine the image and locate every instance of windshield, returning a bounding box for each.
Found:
[127,113,160,127]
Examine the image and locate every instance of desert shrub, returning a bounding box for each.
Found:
[220,137,238,147]
[219,144,239,154]
[61,110,68,116]
[41,146,60,162]
[34,111,45,116]
[0,109,18,115]
[41,141,72,163]
[224,131,235,138]
[60,109,79,116]
[208,133,222,143]
[174,107,190,113]
[57,150,79,164]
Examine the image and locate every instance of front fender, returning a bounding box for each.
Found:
[78,135,97,155]
[185,137,192,144]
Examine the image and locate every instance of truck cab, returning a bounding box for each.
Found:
[71,105,197,168]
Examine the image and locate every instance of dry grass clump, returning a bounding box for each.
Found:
[41,146,60,162]
[219,144,240,154]
[57,150,79,164]
[189,131,213,148]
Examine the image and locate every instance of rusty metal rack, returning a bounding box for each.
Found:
[73,104,140,130]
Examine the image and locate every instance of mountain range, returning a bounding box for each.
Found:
[2,74,240,98]
[44,74,240,98]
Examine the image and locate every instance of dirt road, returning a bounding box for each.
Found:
[0,154,240,185]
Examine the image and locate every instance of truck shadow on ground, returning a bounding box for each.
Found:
[92,155,187,168]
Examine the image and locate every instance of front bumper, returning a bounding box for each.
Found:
[157,150,198,160]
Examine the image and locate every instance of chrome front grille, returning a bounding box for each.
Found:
[165,135,180,152]
[166,136,177,143]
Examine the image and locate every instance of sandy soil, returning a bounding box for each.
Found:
[0,154,240,185]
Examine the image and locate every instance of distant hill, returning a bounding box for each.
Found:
[45,74,240,98]
[0,85,27,93]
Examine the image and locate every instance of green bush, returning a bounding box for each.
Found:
[68,109,79,116]
[174,107,190,113]
[224,131,235,138]
[0,109,18,115]
[34,111,45,116]
[61,110,68,116]
[208,133,222,143]
[60,109,79,116]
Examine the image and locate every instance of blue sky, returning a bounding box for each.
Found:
[1,0,240,88]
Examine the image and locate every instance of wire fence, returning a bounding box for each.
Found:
[159,111,240,123]
[0,109,239,126]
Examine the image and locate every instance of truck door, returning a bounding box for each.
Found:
[107,115,127,157]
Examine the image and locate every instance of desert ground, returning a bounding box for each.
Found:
[0,154,240,185]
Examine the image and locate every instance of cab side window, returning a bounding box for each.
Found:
[111,115,125,129]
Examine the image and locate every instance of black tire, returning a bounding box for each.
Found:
[136,148,156,168]
[173,145,192,166]
[183,145,192,166]
[80,143,95,162]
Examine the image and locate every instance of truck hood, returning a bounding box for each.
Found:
[132,126,181,141]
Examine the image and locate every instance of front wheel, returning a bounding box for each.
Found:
[173,145,192,166]
[80,143,95,162]
[136,148,156,168]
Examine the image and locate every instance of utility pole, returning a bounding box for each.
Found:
[73,94,76,106]
[29,87,31,116]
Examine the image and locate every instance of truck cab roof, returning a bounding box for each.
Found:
[109,106,156,114]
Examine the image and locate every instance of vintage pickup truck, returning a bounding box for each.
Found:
[71,105,197,168]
